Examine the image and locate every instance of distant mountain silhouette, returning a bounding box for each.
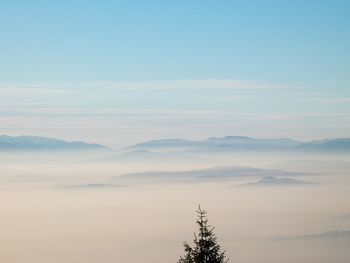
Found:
[130,136,302,151]
[54,183,124,190]
[241,176,315,187]
[267,160,350,173]
[0,135,107,151]
[280,230,350,242]
[132,138,194,148]
[295,138,350,152]
[129,136,350,153]
[115,165,301,183]
[333,213,350,221]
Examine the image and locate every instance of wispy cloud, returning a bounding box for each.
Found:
[82,79,293,90]
[301,98,350,104]
[0,84,76,95]
[0,79,292,92]
[0,80,348,147]
[1,106,350,119]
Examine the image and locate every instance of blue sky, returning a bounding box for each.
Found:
[0,0,349,147]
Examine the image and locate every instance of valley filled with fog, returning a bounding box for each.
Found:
[2,1,349,262]
[1,136,350,263]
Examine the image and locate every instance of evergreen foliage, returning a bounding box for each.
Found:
[178,206,228,263]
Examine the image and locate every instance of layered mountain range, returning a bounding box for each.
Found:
[129,136,350,153]
[1,134,350,153]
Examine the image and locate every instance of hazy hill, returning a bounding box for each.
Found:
[54,183,124,190]
[115,165,301,183]
[129,136,350,153]
[295,138,350,152]
[0,135,107,151]
[132,138,194,149]
[280,230,350,242]
[241,176,315,187]
[267,160,350,173]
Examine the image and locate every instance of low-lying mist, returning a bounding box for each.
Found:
[0,150,349,263]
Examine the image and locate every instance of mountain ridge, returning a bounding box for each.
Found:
[129,136,350,152]
[114,165,303,183]
[0,135,108,151]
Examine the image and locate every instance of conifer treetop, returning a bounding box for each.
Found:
[178,206,228,263]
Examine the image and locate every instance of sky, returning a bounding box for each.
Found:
[0,0,349,148]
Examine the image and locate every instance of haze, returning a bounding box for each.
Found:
[1,1,350,262]
[0,147,350,263]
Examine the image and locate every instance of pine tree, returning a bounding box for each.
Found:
[178,206,228,263]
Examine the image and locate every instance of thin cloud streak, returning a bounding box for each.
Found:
[0,79,293,92]
[300,98,350,104]
[1,107,350,118]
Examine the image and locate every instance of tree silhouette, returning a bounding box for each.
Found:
[178,206,228,263]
